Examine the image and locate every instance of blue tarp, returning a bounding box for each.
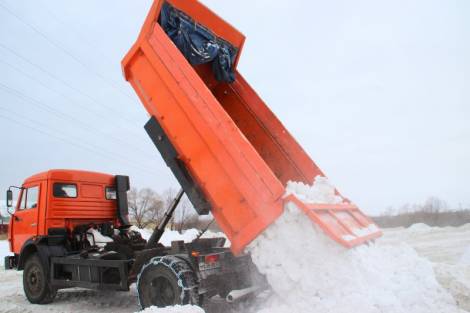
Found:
[159,2,237,83]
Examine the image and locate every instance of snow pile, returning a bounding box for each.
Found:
[86,228,114,247]
[132,226,228,247]
[435,244,470,311]
[248,177,462,313]
[131,226,228,248]
[408,223,432,232]
[132,226,153,241]
[158,229,229,247]
[132,226,198,245]
[434,263,470,312]
[137,305,204,313]
[285,177,343,204]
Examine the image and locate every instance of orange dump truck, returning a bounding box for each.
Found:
[3,0,382,309]
[122,0,382,254]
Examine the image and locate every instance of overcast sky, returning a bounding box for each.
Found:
[0,0,468,215]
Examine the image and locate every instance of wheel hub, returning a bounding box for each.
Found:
[151,276,176,307]
[28,266,42,293]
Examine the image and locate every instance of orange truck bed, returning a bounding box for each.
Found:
[122,0,382,254]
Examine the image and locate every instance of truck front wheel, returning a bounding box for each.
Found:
[23,253,57,304]
[137,256,198,309]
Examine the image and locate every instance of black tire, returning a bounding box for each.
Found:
[23,253,57,304]
[137,256,198,309]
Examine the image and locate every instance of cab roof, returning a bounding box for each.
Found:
[24,169,115,185]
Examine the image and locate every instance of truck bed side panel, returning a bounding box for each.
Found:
[124,25,284,253]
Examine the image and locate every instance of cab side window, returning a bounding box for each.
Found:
[19,186,39,210]
[26,187,39,209]
[53,183,77,198]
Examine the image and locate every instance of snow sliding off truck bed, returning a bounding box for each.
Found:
[122,0,382,254]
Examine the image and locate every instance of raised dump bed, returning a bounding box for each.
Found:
[122,0,382,254]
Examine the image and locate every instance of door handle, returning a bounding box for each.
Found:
[31,223,37,227]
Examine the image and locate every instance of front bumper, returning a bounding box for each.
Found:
[4,255,17,270]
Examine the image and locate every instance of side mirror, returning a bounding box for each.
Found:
[6,189,13,207]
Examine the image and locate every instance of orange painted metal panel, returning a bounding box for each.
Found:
[212,73,325,186]
[10,184,40,254]
[125,26,284,254]
[285,195,382,248]
[27,170,117,235]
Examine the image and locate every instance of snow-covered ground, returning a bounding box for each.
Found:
[139,305,204,313]
[382,224,470,311]
[1,223,469,312]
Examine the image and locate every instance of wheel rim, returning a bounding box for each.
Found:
[150,276,176,307]
[27,265,42,295]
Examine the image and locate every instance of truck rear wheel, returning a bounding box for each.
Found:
[137,256,198,309]
[23,253,57,304]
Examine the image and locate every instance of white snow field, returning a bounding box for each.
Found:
[139,305,204,313]
[1,226,470,313]
[0,178,469,313]
[382,224,470,311]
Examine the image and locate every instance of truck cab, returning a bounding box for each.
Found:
[7,169,121,256]
[4,169,145,304]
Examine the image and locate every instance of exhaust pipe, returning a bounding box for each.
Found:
[226,286,259,303]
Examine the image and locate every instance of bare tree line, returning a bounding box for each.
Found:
[371,196,470,228]
[129,190,470,230]
[128,187,211,231]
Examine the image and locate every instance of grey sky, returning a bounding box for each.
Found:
[0,0,468,215]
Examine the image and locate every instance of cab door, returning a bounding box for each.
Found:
[11,184,40,254]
